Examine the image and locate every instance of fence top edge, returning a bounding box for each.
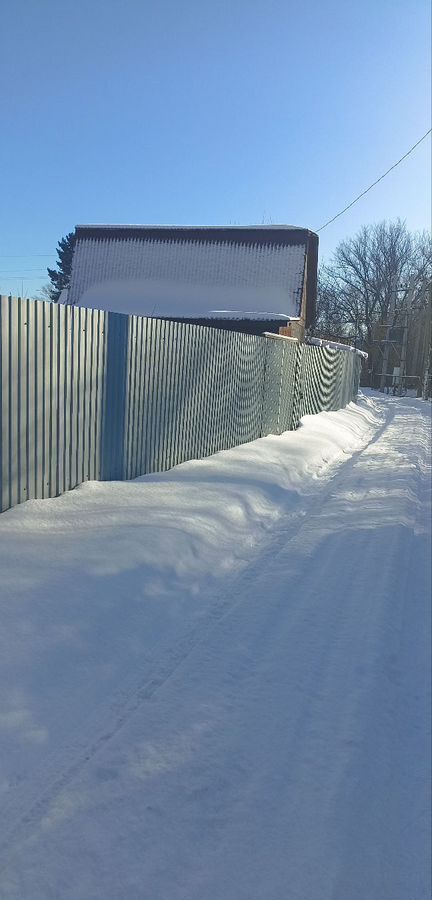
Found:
[306,337,368,359]
[263,332,299,343]
[0,297,366,360]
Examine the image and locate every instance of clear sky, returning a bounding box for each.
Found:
[0,0,430,297]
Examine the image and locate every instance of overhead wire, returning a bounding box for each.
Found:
[316,128,431,232]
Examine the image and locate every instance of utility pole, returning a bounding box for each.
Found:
[422,283,432,400]
[422,348,432,399]
[396,274,416,395]
[380,275,397,392]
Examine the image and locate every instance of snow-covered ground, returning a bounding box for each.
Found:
[0,392,430,899]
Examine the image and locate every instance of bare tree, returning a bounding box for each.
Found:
[34,284,53,302]
[316,220,432,345]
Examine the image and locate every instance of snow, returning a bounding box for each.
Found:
[188,310,295,321]
[0,393,430,899]
[307,337,368,358]
[68,237,307,318]
[263,331,298,342]
[76,224,306,232]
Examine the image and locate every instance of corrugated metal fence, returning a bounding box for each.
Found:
[0,296,361,513]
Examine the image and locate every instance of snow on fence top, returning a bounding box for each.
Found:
[307,337,368,359]
[263,331,299,343]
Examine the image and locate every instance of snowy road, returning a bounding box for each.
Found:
[0,393,430,899]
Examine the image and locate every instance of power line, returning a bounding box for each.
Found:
[316,128,432,233]
[1,129,430,255]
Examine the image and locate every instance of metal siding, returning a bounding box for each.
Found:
[56,304,66,494]
[262,340,283,436]
[81,307,89,483]
[69,306,79,490]
[129,316,139,479]
[25,299,36,501]
[87,308,97,481]
[158,319,170,472]
[147,318,160,474]
[77,307,86,485]
[181,324,194,464]
[9,298,19,507]
[135,316,147,477]
[0,297,361,513]
[64,303,73,492]
[194,326,206,459]
[19,299,28,504]
[173,322,185,466]
[135,316,146,478]
[141,317,154,474]
[134,315,145,478]
[165,321,177,471]
[279,342,298,432]
[185,325,199,461]
[1,298,10,511]
[47,302,55,497]
[94,309,106,482]
[123,314,134,480]
[101,312,128,481]
[32,302,40,496]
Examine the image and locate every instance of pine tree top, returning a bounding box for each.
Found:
[47,231,76,302]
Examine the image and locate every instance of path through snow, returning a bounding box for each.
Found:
[0,393,430,899]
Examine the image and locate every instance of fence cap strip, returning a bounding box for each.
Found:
[307,337,368,359]
[263,332,299,343]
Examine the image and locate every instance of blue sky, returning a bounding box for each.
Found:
[0,0,430,297]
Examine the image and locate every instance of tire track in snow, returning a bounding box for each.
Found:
[0,401,389,870]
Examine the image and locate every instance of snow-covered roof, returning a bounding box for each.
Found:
[69,225,318,322]
[171,311,297,322]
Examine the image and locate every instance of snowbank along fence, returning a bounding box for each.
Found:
[0,296,362,512]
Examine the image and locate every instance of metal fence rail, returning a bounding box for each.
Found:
[0,296,362,513]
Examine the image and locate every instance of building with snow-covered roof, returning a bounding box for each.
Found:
[67,225,318,336]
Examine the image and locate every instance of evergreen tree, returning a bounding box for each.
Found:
[47,231,76,302]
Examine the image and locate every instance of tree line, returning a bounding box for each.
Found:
[315,219,431,346]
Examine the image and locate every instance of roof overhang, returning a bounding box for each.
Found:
[74,224,317,249]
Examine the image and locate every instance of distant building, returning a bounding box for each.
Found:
[67,224,318,337]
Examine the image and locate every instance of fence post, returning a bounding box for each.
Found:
[100,312,129,480]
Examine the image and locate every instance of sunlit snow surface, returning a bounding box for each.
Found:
[68,236,306,318]
[0,393,430,900]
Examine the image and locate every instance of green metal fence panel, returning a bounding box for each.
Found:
[0,297,108,511]
[0,296,362,513]
[262,338,284,436]
[280,341,301,432]
[121,320,265,478]
[296,344,361,422]
[262,338,300,435]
